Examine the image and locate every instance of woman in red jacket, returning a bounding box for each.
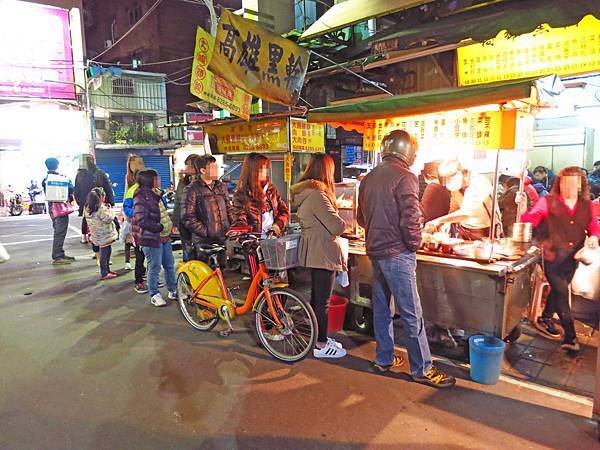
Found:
[521,166,599,352]
[231,153,289,237]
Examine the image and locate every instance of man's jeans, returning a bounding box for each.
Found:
[51,213,69,260]
[371,251,432,377]
[142,240,177,297]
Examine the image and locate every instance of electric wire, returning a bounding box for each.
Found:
[91,0,165,61]
[93,55,194,67]
[311,51,394,96]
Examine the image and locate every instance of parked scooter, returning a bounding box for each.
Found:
[8,192,23,216]
[27,181,46,215]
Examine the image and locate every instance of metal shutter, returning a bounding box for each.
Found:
[142,155,172,190]
[95,150,128,203]
[95,151,172,203]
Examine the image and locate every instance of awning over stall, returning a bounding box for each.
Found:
[300,0,434,40]
[307,76,560,123]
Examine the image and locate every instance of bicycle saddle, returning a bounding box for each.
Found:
[195,243,226,254]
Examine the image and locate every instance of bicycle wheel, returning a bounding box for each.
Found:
[255,288,317,362]
[177,273,219,331]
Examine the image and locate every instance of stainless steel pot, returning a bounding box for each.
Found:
[512,222,533,243]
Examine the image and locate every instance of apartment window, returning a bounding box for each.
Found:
[112,78,135,96]
[94,119,107,130]
[128,4,143,25]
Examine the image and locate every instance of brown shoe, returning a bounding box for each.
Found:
[370,355,404,373]
[412,365,456,388]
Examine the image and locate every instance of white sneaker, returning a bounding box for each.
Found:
[313,342,347,358]
[327,337,343,349]
[80,236,87,244]
[150,293,167,307]
[124,262,132,271]
[168,291,177,300]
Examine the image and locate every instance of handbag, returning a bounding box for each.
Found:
[51,201,75,217]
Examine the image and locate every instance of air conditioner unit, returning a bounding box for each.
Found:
[104,40,113,49]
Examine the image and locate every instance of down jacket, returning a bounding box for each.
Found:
[84,204,118,248]
[292,180,346,272]
[181,179,232,245]
[132,186,163,248]
[358,155,422,259]
[231,182,289,233]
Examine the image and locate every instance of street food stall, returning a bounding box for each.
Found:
[307,77,559,339]
[162,113,325,207]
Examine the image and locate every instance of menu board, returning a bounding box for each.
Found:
[457,15,600,86]
[363,110,516,151]
[290,118,325,152]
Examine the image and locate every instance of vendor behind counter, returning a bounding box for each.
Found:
[424,160,499,241]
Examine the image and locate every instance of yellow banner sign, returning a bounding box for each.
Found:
[290,118,325,152]
[209,9,310,106]
[204,118,289,154]
[284,153,293,182]
[458,15,600,86]
[190,27,252,121]
[363,110,517,151]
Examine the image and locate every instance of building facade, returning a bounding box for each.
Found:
[83,0,241,116]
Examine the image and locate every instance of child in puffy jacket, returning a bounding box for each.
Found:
[85,189,118,280]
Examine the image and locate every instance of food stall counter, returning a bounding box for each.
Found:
[346,238,540,341]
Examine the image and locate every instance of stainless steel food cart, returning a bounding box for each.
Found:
[346,241,540,341]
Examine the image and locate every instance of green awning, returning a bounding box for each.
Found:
[300,0,434,41]
[308,77,542,123]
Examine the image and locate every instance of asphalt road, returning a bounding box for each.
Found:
[0,213,598,449]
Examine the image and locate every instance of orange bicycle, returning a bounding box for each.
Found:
[176,232,317,362]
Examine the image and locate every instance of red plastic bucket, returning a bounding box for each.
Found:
[328,295,349,333]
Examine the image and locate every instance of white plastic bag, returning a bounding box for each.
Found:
[336,237,349,287]
[571,246,600,301]
[119,220,132,243]
[0,243,10,263]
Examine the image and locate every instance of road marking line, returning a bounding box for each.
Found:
[2,235,80,246]
[498,374,593,406]
[68,225,82,235]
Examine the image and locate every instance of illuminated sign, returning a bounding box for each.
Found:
[204,118,289,153]
[363,109,517,151]
[0,2,75,100]
[290,118,325,152]
[205,117,325,154]
[457,15,600,86]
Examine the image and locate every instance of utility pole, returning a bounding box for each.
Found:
[84,59,96,157]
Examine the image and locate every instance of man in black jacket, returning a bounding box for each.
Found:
[358,130,455,389]
[181,155,232,263]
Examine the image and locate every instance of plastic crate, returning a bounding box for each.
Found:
[260,234,300,270]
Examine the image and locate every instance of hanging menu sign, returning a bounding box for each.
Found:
[290,118,325,152]
[363,110,517,151]
[457,15,600,86]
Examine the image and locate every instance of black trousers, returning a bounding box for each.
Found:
[311,268,336,344]
[99,246,112,277]
[125,242,133,263]
[542,249,578,343]
[134,245,146,284]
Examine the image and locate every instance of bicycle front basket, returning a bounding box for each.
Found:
[260,234,300,270]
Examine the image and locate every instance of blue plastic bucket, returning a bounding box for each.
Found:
[469,335,506,385]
